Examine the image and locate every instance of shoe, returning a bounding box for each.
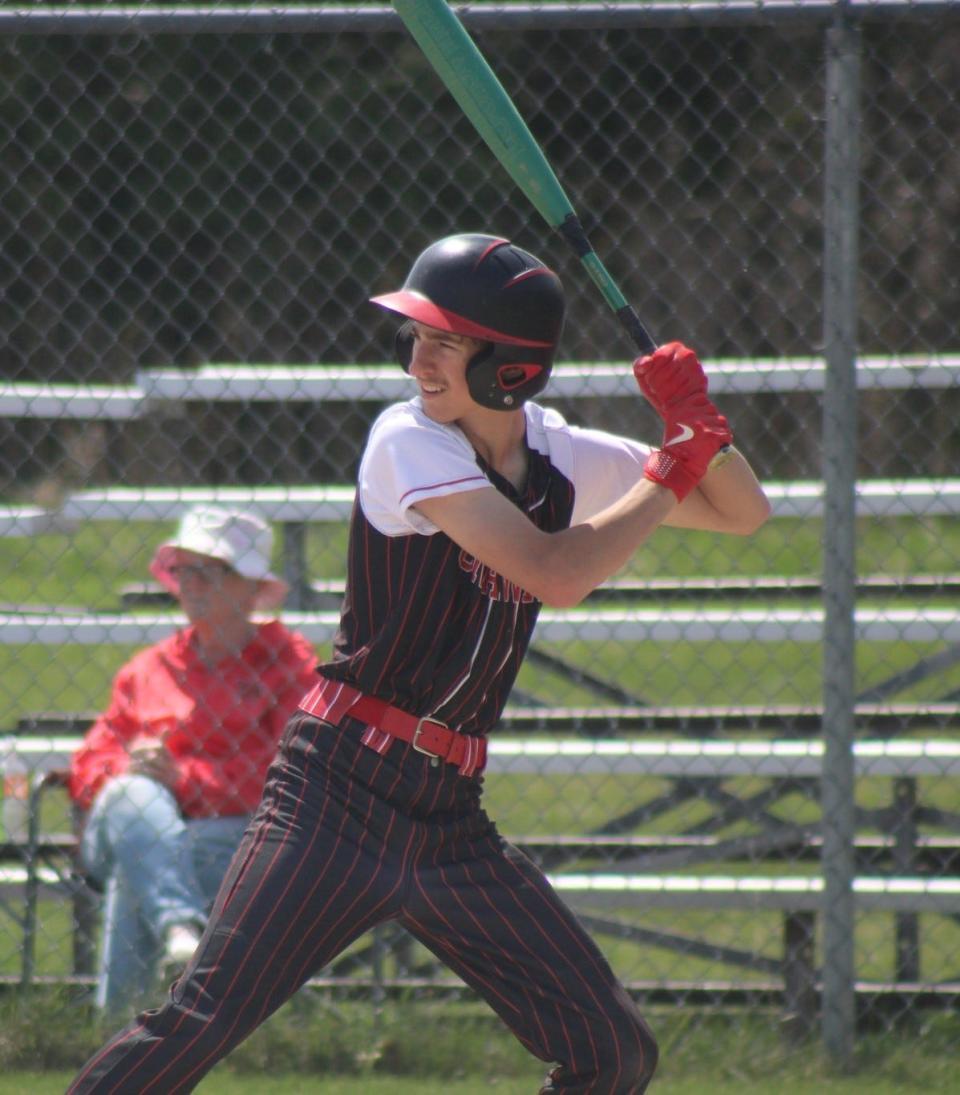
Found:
[163,922,202,968]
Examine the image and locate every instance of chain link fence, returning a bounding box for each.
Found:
[2,0,960,1075]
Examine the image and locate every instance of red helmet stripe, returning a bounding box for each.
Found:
[473,237,510,268]
[370,290,553,347]
[508,267,556,286]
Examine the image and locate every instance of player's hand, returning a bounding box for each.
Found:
[644,395,733,502]
[633,341,708,420]
[127,735,178,789]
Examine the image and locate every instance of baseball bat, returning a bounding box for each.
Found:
[393,0,656,355]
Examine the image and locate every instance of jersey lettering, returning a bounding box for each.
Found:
[459,550,536,604]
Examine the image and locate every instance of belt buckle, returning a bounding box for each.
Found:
[412,716,447,761]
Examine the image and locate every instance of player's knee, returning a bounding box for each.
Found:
[537,986,658,1094]
[630,1021,659,1092]
[600,1008,659,1094]
[544,1008,657,1094]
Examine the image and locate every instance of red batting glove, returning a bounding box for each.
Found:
[633,341,709,420]
[644,394,733,502]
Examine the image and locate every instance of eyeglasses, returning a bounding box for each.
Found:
[168,561,233,583]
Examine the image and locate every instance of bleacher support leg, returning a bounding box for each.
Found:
[20,777,43,988]
[892,777,920,982]
[782,911,818,1044]
[281,521,309,610]
[72,886,99,978]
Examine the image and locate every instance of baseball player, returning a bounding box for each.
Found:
[69,233,770,1094]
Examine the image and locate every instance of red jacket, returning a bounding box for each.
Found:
[69,620,317,817]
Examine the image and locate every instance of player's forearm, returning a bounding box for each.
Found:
[666,449,771,534]
[538,455,769,604]
[536,478,677,606]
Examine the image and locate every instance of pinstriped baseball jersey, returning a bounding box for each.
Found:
[319,397,651,734]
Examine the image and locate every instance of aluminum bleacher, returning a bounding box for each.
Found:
[3,354,959,419]
[4,353,959,1020]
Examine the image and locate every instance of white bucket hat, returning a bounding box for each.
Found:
[150,504,289,610]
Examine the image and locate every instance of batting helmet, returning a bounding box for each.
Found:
[370,233,565,409]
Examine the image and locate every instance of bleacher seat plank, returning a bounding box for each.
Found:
[551,873,960,912]
[489,738,960,777]
[118,572,960,613]
[13,867,948,915]
[765,478,960,519]
[9,733,960,780]
[3,356,959,422]
[517,832,960,867]
[583,573,960,600]
[4,736,82,772]
[18,701,959,740]
[3,479,960,539]
[0,383,142,420]
[0,507,71,537]
[4,605,960,645]
[134,354,960,401]
[0,865,63,889]
[496,701,960,734]
[47,484,355,523]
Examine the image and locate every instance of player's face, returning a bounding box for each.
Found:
[407,322,484,422]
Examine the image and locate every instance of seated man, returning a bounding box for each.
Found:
[68,504,317,1015]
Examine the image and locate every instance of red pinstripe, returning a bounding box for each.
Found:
[66,1014,143,1092]
[202,760,401,1055]
[445,600,516,718]
[470,855,633,1089]
[398,474,488,507]
[410,851,618,1086]
[255,745,434,1007]
[380,540,458,689]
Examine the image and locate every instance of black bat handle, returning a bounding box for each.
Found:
[616,305,657,356]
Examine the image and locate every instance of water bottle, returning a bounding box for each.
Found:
[2,737,30,844]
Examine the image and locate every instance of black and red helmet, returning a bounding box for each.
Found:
[370,233,565,410]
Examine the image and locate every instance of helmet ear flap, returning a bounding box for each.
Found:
[466,343,549,409]
[395,321,414,372]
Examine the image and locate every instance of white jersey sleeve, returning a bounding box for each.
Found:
[525,402,653,526]
[358,399,494,536]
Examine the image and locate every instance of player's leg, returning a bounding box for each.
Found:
[67,715,403,1094]
[403,837,657,1094]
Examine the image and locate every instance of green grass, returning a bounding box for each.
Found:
[1,1074,957,1094]
[2,997,960,1093]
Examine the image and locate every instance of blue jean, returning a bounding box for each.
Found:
[81,774,249,1015]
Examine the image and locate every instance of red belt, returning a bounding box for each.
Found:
[298,677,487,777]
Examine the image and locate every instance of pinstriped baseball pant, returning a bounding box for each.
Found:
[68,712,658,1094]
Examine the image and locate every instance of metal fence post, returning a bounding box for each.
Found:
[820,7,862,1072]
